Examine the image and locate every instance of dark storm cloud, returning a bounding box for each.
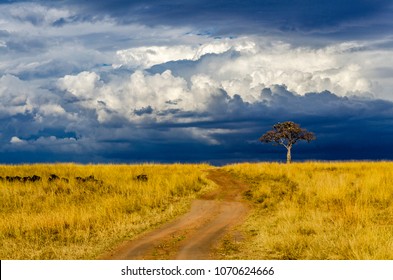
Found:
[2,0,392,37]
[1,0,393,164]
[181,88,393,163]
[133,87,393,163]
[49,0,393,37]
[2,81,393,164]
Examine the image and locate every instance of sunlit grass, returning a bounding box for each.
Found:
[0,163,214,259]
[220,162,393,259]
[2,161,392,260]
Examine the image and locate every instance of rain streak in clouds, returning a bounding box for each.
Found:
[1,0,393,163]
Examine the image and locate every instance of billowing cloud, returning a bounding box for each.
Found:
[2,63,393,163]
[91,38,387,103]
[116,39,255,69]
[1,0,393,163]
[46,0,393,38]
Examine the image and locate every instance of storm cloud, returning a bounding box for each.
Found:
[1,0,393,163]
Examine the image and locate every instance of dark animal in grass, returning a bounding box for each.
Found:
[2,175,41,183]
[48,174,60,182]
[75,176,84,182]
[135,174,148,182]
[48,174,70,183]
[6,176,22,182]
[75,175,103,185]
[22,176,32,183]
[31,175,41,182]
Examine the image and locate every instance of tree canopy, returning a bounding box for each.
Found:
[259,121,316,163]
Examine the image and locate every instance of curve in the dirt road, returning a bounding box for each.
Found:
[99,169,250,260]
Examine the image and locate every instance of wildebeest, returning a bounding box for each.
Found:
[75,176,83,182]
[75,175,103,185]
[22,176,32,183]
[48,174,60,182]
[135,174,148,182]
[1,175,41,183]
[31,175,41,182]
[48,174,70,183]
[6,176,22,182]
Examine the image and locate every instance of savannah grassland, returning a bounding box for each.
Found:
[1,162,393,260]
[218,162,393,259]
[0,163,213,259]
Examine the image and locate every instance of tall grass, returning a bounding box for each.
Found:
[221,162,393,259]
[0,163,213,259]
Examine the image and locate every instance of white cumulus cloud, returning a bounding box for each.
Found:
[56,37,388,127]
[10,136,26,144]
[115,38,257,69]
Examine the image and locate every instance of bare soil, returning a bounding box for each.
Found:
[98,169,250,260]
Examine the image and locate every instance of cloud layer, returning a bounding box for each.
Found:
[1,1,393,163]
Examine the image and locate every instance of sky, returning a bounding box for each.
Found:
[1,0,393,164]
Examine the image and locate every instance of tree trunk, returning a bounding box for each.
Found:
[286,147,292,164]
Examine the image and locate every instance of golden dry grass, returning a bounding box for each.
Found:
[2,161,393,260]
[0,163,213,259]
[219,162,393,260]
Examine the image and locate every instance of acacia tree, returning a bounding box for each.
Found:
[259,121,316,163]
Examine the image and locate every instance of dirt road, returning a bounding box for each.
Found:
[99,169,249,260]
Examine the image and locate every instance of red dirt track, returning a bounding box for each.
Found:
[99,169,249,260]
